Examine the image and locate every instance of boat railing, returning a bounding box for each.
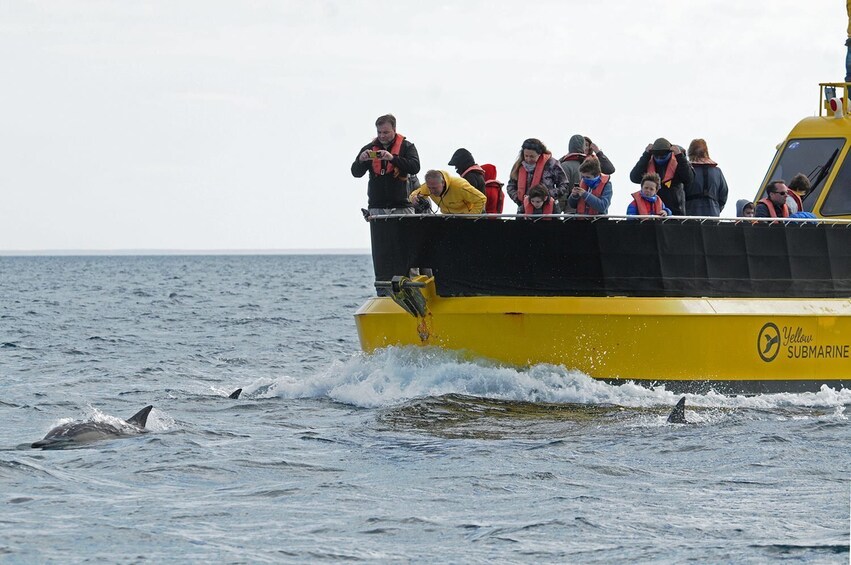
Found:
[368,213,851,227]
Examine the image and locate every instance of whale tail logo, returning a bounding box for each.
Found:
[762,334,780,355]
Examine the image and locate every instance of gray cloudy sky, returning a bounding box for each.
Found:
[0,1,844,252]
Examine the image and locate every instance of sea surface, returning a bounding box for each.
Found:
[0,255,848,564]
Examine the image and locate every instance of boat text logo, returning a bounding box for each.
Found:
[757,323,849,362]
[757,323,781,362]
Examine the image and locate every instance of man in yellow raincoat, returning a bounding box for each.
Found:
[410,170,486,214]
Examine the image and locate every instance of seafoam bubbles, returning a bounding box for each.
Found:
[80,405,173,432]
[248,347,851,414]
[255,347,667,409]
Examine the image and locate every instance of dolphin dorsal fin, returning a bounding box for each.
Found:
[229,388,242,399]
[126,405,154,428]
[667,397,688,424]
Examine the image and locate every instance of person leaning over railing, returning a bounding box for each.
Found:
[409,170,486,214]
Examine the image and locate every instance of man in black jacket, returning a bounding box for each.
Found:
[447,148,486,194]
[351,114,421,216]
[754,180,791,218]
[629,137,693,216]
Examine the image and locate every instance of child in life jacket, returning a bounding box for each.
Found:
[523,184,562,217]
[481,163,505,213]
[627,173,671,217]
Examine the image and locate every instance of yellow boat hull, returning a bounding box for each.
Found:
[355,282,851,392]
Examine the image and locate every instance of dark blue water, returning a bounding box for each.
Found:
[1,255,848,563]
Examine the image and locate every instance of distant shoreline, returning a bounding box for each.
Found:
[0,249,370,257]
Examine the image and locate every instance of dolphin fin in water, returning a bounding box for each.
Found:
[32,405,154,449]
[229,388,242,399]
[126,405,154,428]
[667,397,688,424]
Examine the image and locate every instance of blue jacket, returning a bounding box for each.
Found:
[627,194,672,216]
[567,179,612,215]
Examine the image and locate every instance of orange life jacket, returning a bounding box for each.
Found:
[522,195,554,216]
[647,155,678,187]
[371,134,405,177]
[576,174,609,215]
[485,180,505,214]
[461,165,486,178]
[758,198,790,218]
[516,153,550,201]
[631,191,664,215]
[787,190,804,213]
[559,152,585,163]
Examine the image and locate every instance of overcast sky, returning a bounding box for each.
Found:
[0,1,844,252]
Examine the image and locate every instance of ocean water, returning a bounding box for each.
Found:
[0,255,848,563]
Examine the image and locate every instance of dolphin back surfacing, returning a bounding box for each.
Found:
[667,397,688,424]
[32,405,153,449]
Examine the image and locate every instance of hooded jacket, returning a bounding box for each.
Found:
[481,163,505,214]
[448,148,486,193]
[558,135,615,212]
[409,171,486,214]
[735,199,754,217]
[351,135,421,209]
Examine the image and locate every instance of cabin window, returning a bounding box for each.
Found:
[762,138,845,212]
[819,152,851,216]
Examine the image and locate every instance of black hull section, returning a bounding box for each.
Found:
[370,216,851,298]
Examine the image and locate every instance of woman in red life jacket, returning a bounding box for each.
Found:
[522,184,561,218]
[506,138,569,213]
[481,163,505,214]
[627,173,672,216]
[567,157,612,215]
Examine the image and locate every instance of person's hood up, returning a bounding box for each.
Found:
[568,134,585,154]
[481,163,498,182]
[448,148,475,171]
[736,199,752,216]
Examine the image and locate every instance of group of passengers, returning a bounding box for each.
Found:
[352,113,807,220]
[741,174,814,219]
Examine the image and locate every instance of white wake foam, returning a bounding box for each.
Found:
[245,346,851,411]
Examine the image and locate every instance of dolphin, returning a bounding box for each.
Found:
[229,388,242,399]
[667,397,688,424]
[31,405,153,449]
